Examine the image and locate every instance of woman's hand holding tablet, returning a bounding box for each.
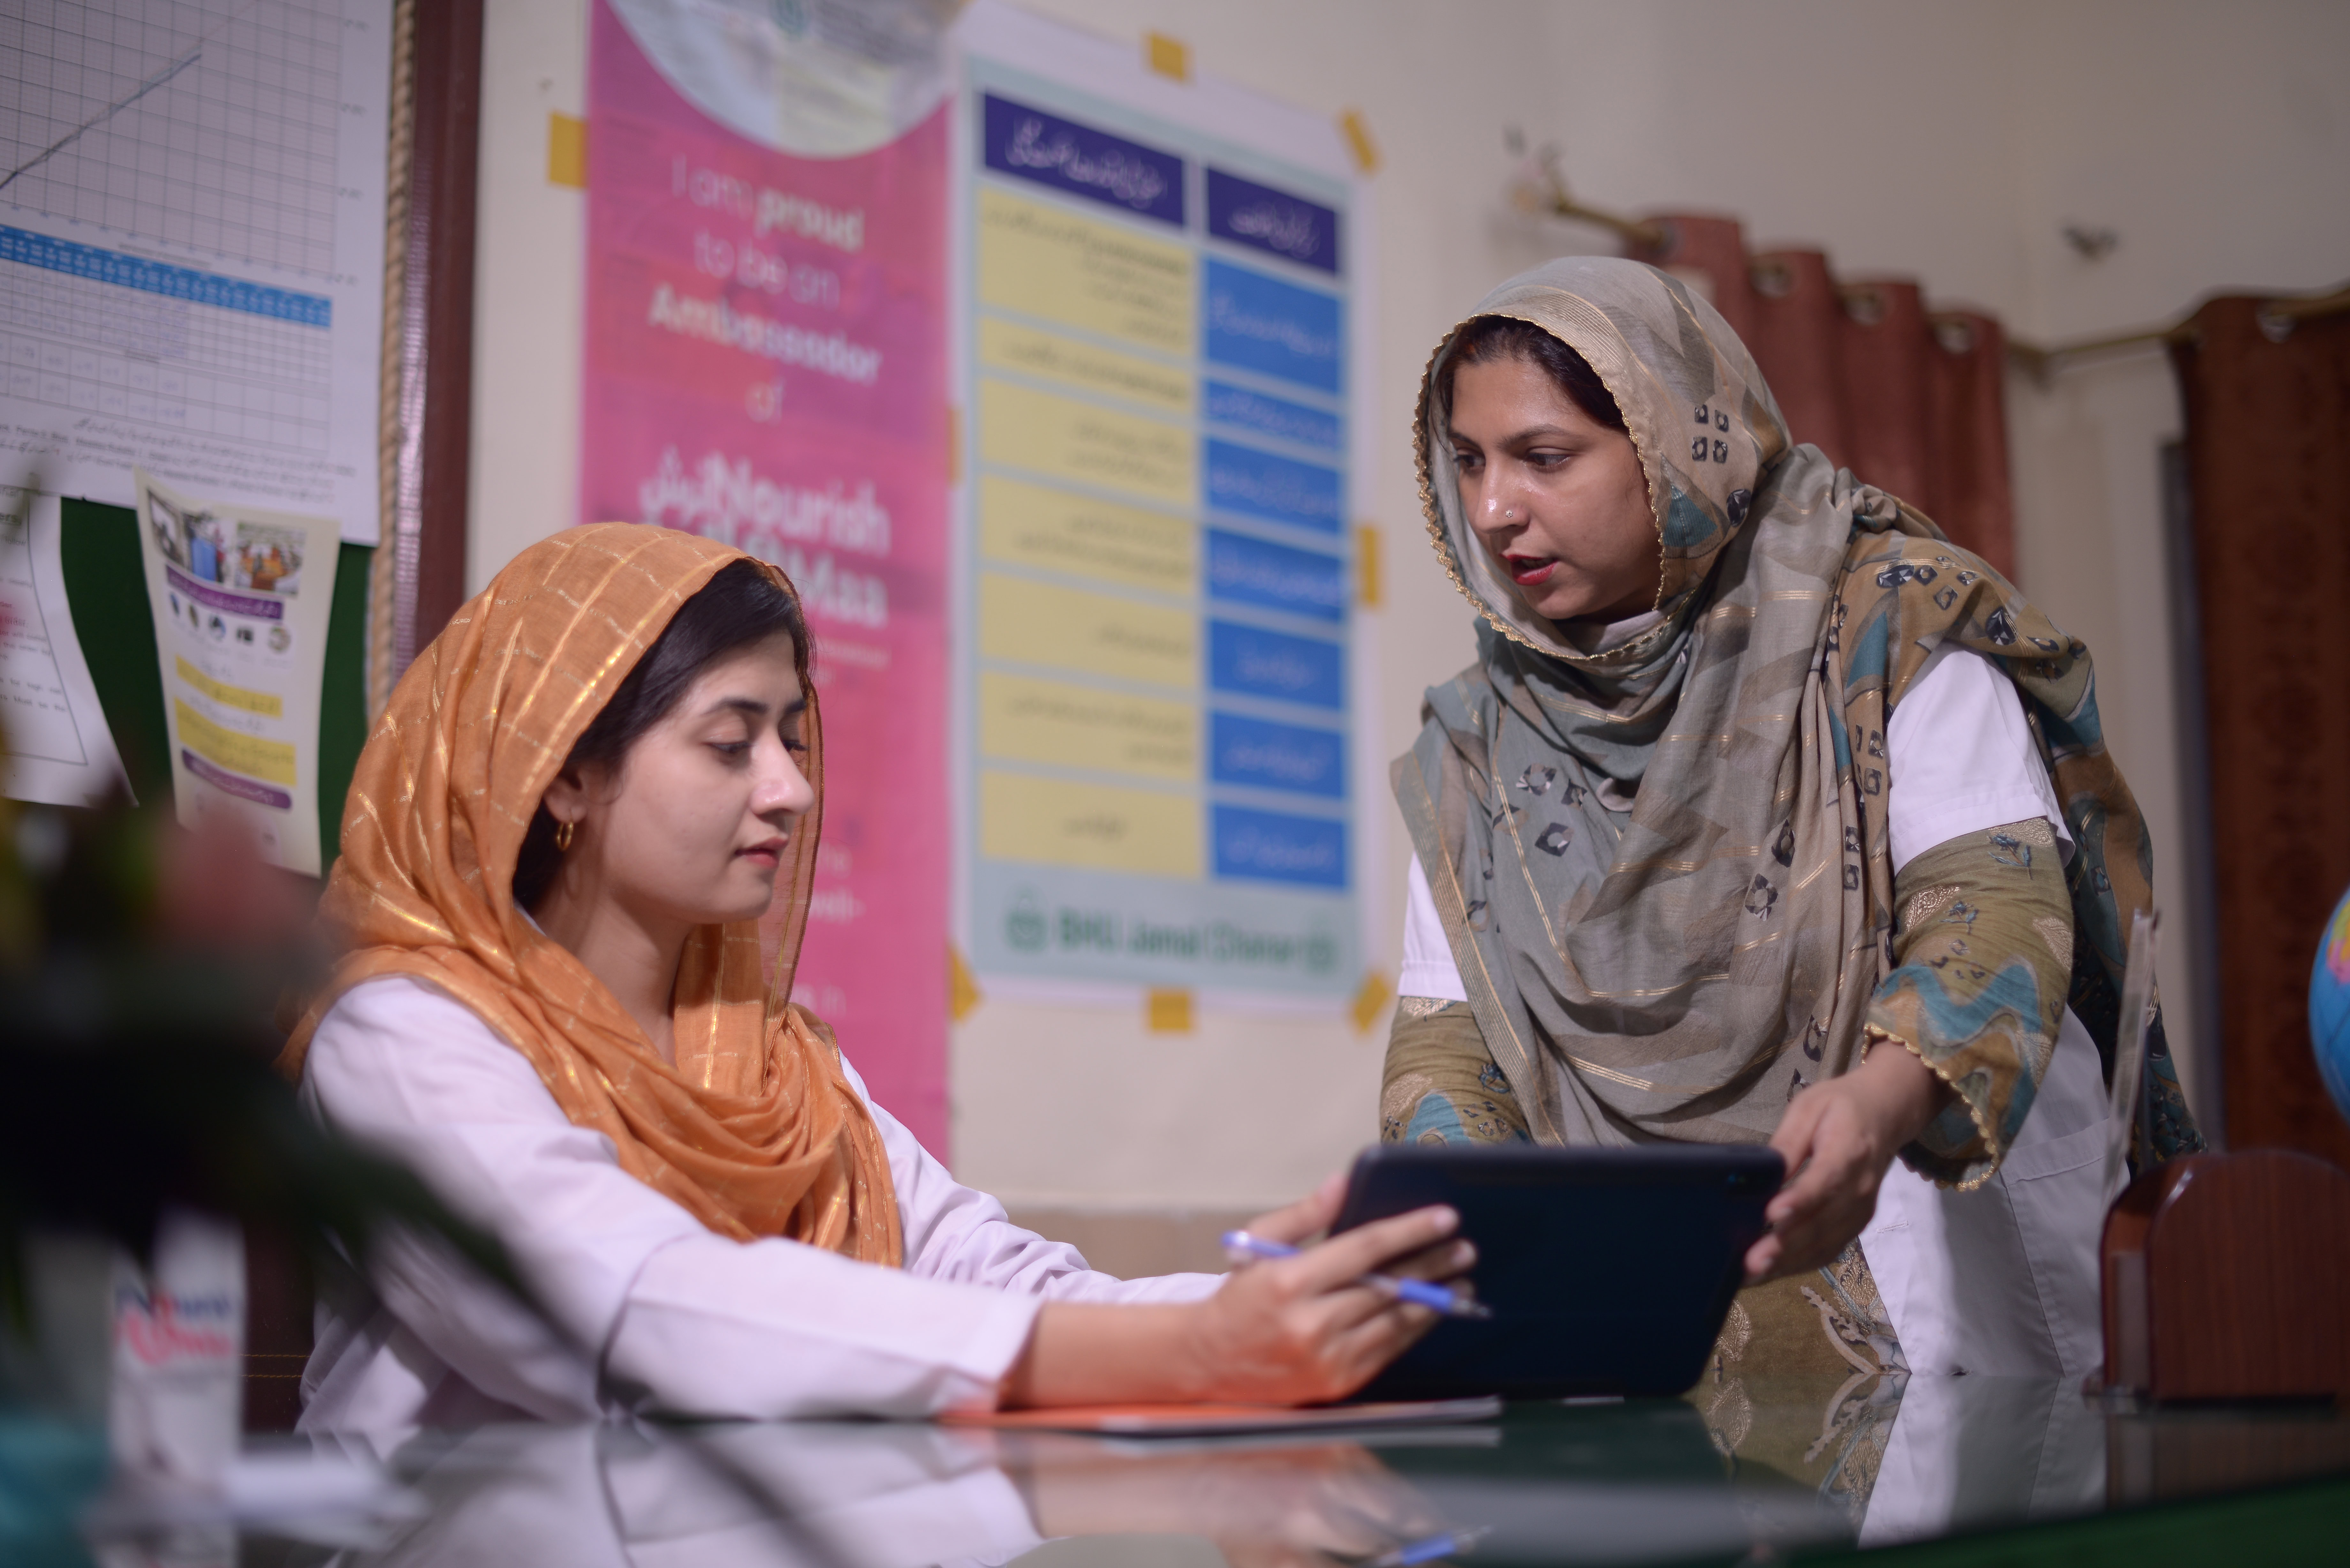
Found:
[1747,1041,1950,1283]
[1003,1173,1474,1408]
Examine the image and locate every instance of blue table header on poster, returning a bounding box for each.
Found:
[982,93,1186,226]
[1206,167,1341,275]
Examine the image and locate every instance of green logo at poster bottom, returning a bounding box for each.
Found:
[1004,891,1047,953]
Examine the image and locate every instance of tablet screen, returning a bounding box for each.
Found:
[1333,1144,1781,1399]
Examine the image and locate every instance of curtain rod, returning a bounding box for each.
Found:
[2006,284,2350,378]
[1506,150,1669,249]
[1505,154,2350,378]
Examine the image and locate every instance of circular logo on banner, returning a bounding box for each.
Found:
[1004,892,1047,953]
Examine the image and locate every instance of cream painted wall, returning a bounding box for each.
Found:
[468,0,587,592]
[467,0,2350,1206]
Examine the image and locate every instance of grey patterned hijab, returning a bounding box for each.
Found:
[1396,257,1880,1149]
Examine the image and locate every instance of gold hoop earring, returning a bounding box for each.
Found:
[554,818,576,852]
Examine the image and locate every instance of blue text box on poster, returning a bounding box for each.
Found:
[1203,258,1342,393]
[1210,712,1346,799]
[1203,439,1343,534]
[1206,529,1345,622]
[1213,803,1348,889]
[1206,167,1341,275]
[1208,620,1345,710]
[1204,380,1341,451]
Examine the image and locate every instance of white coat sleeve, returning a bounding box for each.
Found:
[1399,853,1472,1003]
[302,977,1209,1423]
[1884,643,2072,873]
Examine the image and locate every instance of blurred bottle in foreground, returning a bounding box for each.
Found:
[1,733,529,1548]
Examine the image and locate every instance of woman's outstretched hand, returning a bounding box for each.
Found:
[1745,1042,1950,1284]
[1004,1171,1473,1409]
[1190,1174,1472,1406]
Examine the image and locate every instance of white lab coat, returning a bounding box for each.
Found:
[297,981,1218,1435]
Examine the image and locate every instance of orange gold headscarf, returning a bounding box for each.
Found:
[279,523,901,1262]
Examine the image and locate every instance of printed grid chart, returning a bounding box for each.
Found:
[0,0,346,277]
[0,227,331,450]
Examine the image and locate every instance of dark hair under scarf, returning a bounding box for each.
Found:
[1436,315,1626,433]
[514,559,808,910]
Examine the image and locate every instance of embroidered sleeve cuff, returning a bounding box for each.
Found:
[1863,1021,2004,1191]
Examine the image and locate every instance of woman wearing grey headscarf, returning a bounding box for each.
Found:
[1385,258,2201,1389]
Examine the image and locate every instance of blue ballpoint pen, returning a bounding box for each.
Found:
[1220,1230,1494,1320]
[1368,1525,1493,1567]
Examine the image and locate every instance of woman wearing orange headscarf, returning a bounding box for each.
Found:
[285,524,1463,1430]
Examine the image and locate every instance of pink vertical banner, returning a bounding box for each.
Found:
[582,0,950,1154]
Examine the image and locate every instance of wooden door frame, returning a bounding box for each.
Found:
[377,0,483,699]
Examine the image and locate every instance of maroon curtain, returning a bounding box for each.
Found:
[2172,298,2350,1167]
[1633,215,2016,580]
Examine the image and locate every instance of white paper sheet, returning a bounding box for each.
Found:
[0,1,392,545]
[136,469,339,873]
[0,488,130,807]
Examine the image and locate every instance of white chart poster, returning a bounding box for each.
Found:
[136,468,338,873]
[0,1,390,544]
[955,3,1378,1003]
[0,487,128,806]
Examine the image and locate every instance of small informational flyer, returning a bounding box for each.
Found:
[134,470,339,874]
[0,489,129,807]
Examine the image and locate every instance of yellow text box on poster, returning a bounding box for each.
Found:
[978,317,1194,416]
[977,186,1194,356]
[980,574,1196,690]
[175,657,283,718]
[980,670,1196,782]
[981,770,1201,878]
[173,699,296,786]
[978,475,1194,597]
[981,380,1194,509]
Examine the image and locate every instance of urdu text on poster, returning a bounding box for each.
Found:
[960,15,1367,1003]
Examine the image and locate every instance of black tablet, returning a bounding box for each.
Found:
[1329,1142,1783,1400]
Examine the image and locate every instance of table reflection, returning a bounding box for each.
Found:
[140,1371,2350,1568]
[1693,1365,2105,1545]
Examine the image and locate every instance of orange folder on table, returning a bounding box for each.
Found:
[942,1396,1501,1437]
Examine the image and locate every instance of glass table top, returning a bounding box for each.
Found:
[49,1371,2350,1567]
